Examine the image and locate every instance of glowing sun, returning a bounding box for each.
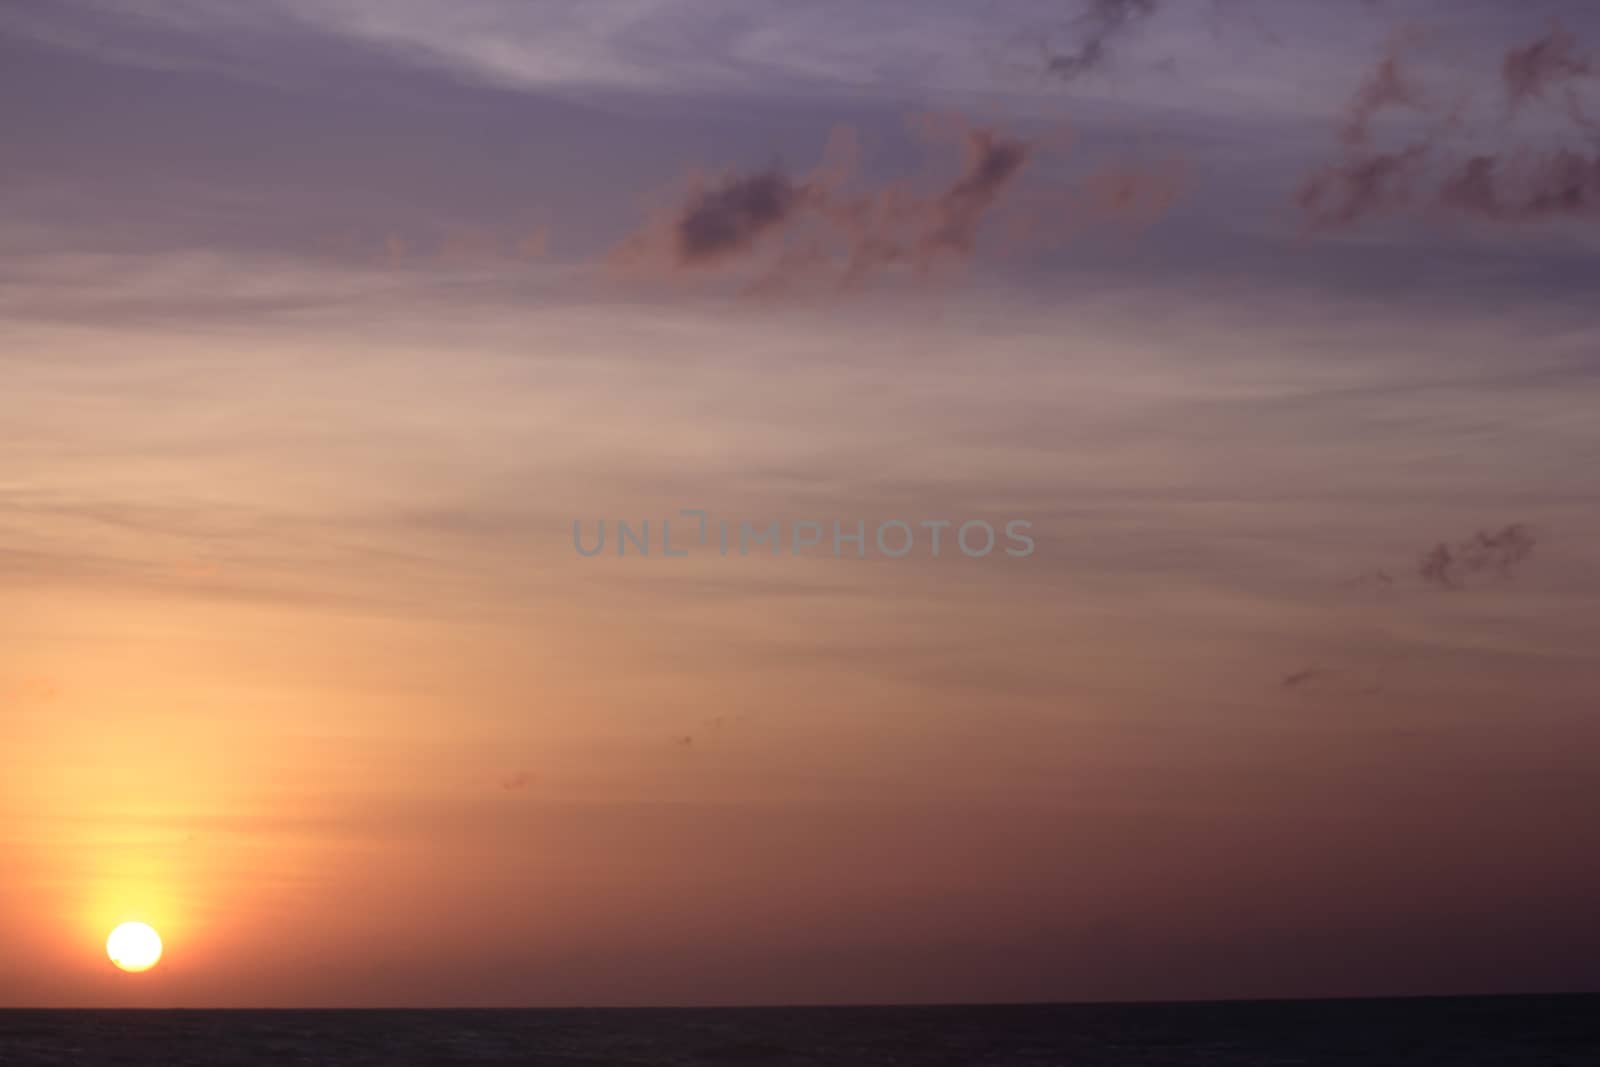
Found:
[106,922,163,973]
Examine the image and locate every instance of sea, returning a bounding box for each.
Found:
[1,995,1596,1065]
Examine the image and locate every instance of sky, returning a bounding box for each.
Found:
[4,0,1600,1008]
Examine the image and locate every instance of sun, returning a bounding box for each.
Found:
[106,922,163,973]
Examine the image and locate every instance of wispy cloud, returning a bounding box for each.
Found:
[1041,0,1162,83]
[1417,523,1538,590]
[609,116,1187,293]
[611,119,1038,290]
[1502,23,1595,124]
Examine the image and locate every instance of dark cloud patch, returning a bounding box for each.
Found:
[1335,525,1538,595]
[612,120,1042,289]
[1279,523,1540,699]
[1297,33,1439,230]
[1341,34,1428,148]
[1279,522,1540,703]
[925,130,1031,256]
[1418,523,1538,590]
[1296,30,1450,230]
[1281,666,1327,689]
[1044,0,1162,83]
[1503,25,1594,123]
[1280,665,1385,697]
[612,116,1185,294]
[1439,149,1600,222]
[1298,146,1429,230]
[826,126,1035,281]
[676,169,806,264]
[668,713,752,754]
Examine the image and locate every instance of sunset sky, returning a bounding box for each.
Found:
[4,0,1600,1008]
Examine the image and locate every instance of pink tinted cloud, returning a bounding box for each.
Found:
[1301,26,1600,230]
[613,116,1181,293]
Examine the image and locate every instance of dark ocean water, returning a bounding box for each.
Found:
[2,996,1597,1066]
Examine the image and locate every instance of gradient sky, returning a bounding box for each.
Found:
[4,0,1600,1008]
